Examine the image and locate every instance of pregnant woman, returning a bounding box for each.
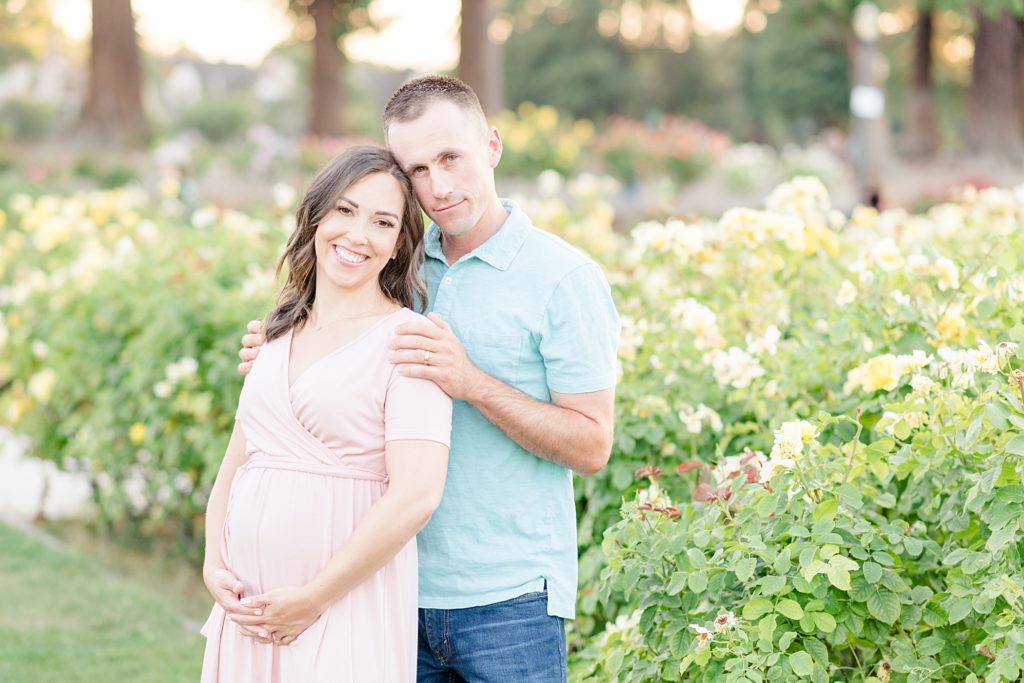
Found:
[200,145,452,682]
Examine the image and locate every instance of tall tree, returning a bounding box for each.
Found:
[289,0,370,138]
[309,0,346,137]
[78,0,147,142]
[288,0,348,138]
[459,0,505,114]
[965,5,1024,160]
[903,6,940,157]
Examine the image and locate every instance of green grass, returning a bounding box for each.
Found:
[0,522,205,682]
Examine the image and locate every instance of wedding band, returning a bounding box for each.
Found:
[422,350,431,364]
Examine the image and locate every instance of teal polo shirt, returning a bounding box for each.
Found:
[416,199,620,619]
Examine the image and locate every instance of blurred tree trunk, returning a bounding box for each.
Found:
[458,0,505,114]
[309,0,346,137]
[79,0,147,142]
[965,7,1024,160]
[903,8,939,158]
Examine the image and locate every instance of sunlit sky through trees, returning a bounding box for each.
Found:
[47,0,748,68]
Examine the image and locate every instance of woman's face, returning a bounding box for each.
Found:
[313,172,405,296]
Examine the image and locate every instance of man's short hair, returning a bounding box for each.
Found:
[383,75,486,135]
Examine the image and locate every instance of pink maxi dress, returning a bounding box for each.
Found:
[200,309,452,682]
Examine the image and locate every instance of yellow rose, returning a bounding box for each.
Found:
[861,354,901,392]
[936,306,967,343]
[129,422,147,444]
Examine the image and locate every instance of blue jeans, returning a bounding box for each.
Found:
[417,590,567,682]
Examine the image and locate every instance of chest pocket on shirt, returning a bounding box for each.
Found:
[461,330,522,385]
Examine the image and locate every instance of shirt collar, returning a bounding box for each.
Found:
[424,198,530,271]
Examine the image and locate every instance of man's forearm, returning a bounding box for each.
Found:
[466,372,612,475]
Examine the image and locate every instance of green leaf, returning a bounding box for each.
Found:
[917,635,945,657]
[758,614,778,640]
[987,524,1019,553]
[903,537,923,557]
[804,637,829,665]
[811,612,837,633]
[866,589,900,625]
[947,597,972,625]
[757,493,779,517]
[1006,436,1024,456]
[689,570,708,593]
[687,548,707,569]
[892,419,912,440]
[669,628,689,658]
[744,597,773,620]
[779,631,798,650]
[836,483,863,510]
[735,557,757,582]
[862,561,882,584]
[777,599,805,620]
[801,560,827,582]
[985,403,1009,430]
[962,551,992,575]
[813,498,838,523]
[880,571,909,593]
[760,575,787,595]
[789,651,814,677]
[827,564,851,591]
[667,571,689,595]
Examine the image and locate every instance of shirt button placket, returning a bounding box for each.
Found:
[433,267,457,320]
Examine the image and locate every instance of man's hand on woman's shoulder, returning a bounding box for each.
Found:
[238,319,266,376]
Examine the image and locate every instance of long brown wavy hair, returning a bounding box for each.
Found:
[263,145,426,342]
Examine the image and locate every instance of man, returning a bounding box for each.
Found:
[238,75,619,681]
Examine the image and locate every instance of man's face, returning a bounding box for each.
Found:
[386,100,501,240]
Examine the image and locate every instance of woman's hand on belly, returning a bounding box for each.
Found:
[229,585,322,646]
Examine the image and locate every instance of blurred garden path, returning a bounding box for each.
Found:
[183,155,1024,225]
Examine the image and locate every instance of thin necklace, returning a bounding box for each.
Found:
[308,303,393,332]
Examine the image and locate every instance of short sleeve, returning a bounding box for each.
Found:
[384,368,453,446]
[539,262,621,394]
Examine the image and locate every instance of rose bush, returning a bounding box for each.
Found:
[567,180,1024,681]
[2,173,1022,680]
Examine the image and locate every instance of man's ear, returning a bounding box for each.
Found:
[487,127,503,169]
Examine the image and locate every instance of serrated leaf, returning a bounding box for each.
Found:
[744,597,773,620]
[669,628,689,658]
[867,589,900,625]
[736,557,757,582]
[777,599,804,620]
[789,651,814,677]
[880,571,909,593]
[917,635,945,657]
[804,637,829,665]
[779,631,798,649]
[687,548,706,569]
[862,561,882,584]
[688,570,708,593]
[811,612,837,633]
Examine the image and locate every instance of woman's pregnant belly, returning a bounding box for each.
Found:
[222,465,384,595]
